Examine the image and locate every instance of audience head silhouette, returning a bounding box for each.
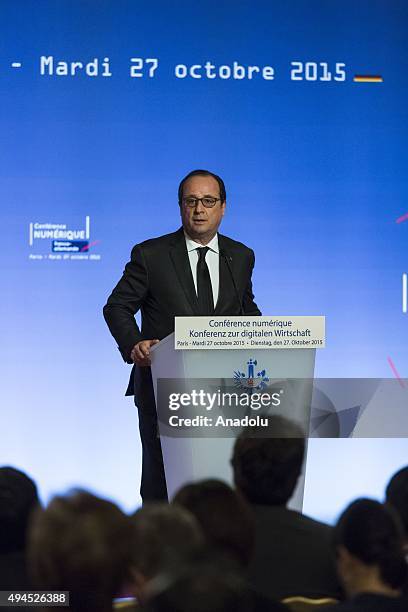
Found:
[173,479,254,569]
[386,466,408,542]
[333,498,407,597]
[130,503,204,603]
[28,490,133,612]
[231,416,305,505]
[0,466,39,554]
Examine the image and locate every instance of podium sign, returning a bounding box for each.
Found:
[175,315,325,350]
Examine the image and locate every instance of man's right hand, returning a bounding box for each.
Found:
[130,339,160,366]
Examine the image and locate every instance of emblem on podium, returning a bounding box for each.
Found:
[233,359,269,390]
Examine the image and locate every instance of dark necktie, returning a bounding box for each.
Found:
[196,247,214,315]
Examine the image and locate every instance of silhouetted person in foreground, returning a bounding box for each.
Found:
[173,478,287,611]
[231,416,341,601]
[386,466,408,597]
[28,490,133,612]
[0,466,39,590]
[386,466,408,550]
[145,558,262,612]
[323,498,408,611]
[173,479,254,569]
[129,503,204,606]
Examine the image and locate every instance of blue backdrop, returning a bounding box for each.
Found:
[1,1,407,518]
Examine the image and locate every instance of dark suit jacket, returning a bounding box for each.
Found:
[322,594,408,612]
[247,505,341,601]
[0,552,33,612]
[103,228,261,395]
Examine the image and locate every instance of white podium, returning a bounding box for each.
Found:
[150,331,316,510]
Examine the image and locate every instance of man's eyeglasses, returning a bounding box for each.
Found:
[182,197,222,208]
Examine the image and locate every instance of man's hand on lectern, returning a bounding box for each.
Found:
[131,339,160,366]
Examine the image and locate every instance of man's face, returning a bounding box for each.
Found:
[180,174,226,244]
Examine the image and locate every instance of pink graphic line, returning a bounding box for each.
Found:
[80,240,100,252]
[387,356,405,388]
[396,212,408,224]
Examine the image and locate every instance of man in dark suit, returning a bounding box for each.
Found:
[231,416,342,601]
[104,169,260,502]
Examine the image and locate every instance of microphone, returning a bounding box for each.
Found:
[220,248,244,316]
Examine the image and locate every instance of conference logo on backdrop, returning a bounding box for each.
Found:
[28,215,100,261]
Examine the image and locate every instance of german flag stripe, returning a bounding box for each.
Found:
[353,75,383,82]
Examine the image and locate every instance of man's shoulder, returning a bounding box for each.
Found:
[218,233,255,257]
[131,228,183,253]
[285,507,333,536]
[253,505,332,536]
[294,510,333,536]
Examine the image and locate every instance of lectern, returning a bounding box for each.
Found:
[150,326,316,509]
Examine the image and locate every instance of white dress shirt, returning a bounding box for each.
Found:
[184,232,219,307]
